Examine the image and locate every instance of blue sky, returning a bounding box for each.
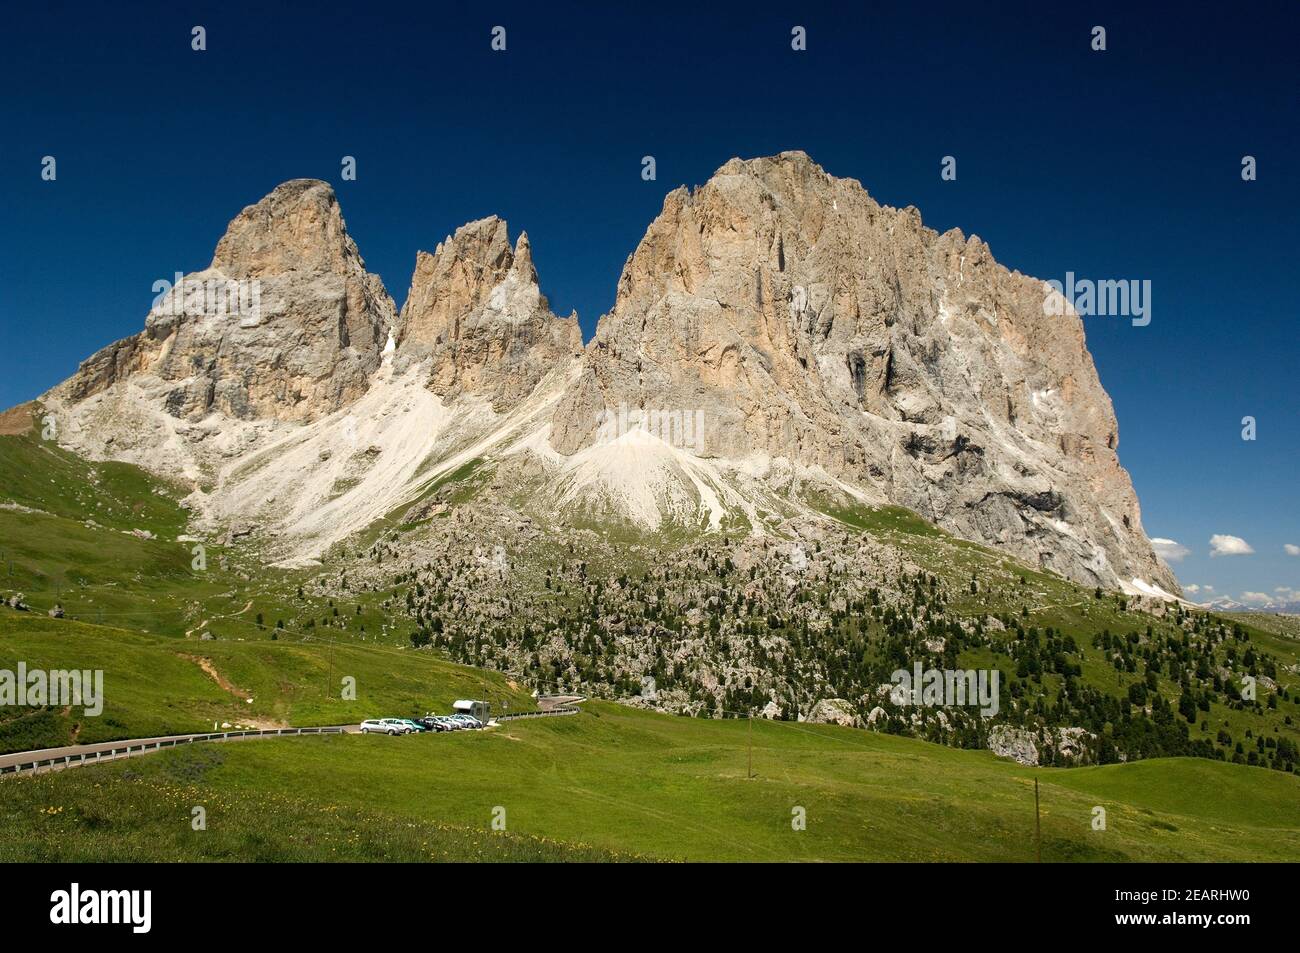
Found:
[1,1,1295,601]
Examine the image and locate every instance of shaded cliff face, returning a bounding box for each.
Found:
[396,216,582,412]
[548,152,1175,592]
[50,179,395,424]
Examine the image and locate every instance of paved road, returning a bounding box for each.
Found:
[0,725,358,774]
[2,705,583,774]
[537,694,585,711]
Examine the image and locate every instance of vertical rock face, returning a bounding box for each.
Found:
[51,179,394,423]
[549,152,1175,592]
[396,216,582,411]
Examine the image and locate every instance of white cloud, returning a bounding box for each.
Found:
[1285,543,1300,556]
[1240,591,1272,604]
[1274,586,1300,601]
[1209,534,1254,557]
[1151,537,1190,563]
[1184,584,1200,594]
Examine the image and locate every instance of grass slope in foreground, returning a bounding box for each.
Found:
[2,701,1296,862]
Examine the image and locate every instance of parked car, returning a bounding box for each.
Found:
[449,714,482,729]
[399,718,428,732]
[360,718,412,735]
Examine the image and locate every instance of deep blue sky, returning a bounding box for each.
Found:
[1,1,1296,601]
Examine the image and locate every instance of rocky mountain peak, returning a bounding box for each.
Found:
[549,153,1177,593]
[395,216,515,350]
[44,178,395,455]
[210,178,364,279]
[35,154,1175,596]
[511,230,537,278]
[397,217,580,410]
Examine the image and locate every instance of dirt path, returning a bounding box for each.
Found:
[184,599,255,638]
[181,654,244,696]
[177,653,287,729]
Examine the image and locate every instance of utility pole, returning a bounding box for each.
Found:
[747,713,753,780]
[326,638,334,699]
[1034,777,1042,863]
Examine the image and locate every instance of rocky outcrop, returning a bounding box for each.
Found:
[1053,726,1095,762]
[988,725,1039,765]
[49,179,395,424]
[805,697,859,728]
[396,216,582,411]
[988,724,1098,765]
[548,152,1175,592]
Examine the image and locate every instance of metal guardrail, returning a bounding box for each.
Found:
[0,726,346,777]
[497,707,579,721]
[0,710,582,776]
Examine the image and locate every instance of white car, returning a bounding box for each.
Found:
[360,718,411,736]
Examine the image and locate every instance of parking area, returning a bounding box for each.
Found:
[358,699,492,736]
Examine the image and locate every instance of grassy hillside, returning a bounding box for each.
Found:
[4,423,1298,775]
[0,614,535,753]
[3,421,1298,862]
[1,701,1295,862]
[0,424,429,647]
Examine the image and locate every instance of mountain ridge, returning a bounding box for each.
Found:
[34,153,1176,595]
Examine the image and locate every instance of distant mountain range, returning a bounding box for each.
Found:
[1202,596,1300,614]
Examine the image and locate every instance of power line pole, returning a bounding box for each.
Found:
[747,713,753,780]
[1034,777,1042,863]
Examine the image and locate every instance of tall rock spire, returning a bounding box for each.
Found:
[396,217,581,411]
